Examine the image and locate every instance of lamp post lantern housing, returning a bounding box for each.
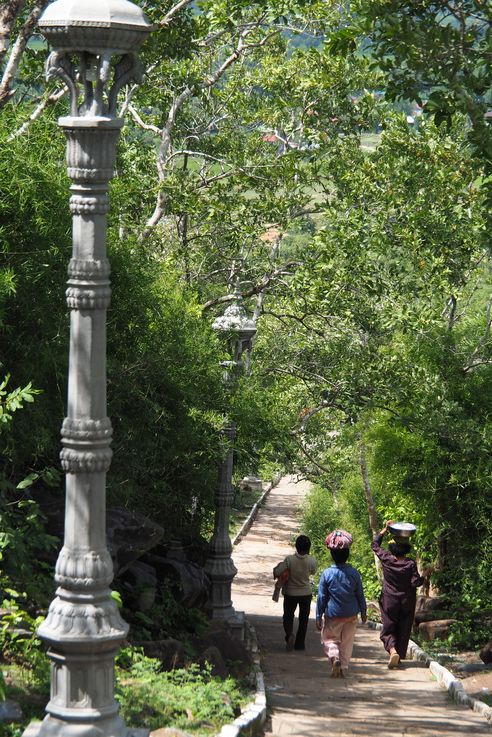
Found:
[212,298,257,382]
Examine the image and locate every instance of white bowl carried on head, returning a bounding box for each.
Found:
[388,522,417,538]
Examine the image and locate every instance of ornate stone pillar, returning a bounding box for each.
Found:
[205,298,256,631]
[24,4,151,737]
[205,422,238,623]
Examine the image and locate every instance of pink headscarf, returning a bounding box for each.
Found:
[325,529,353,550]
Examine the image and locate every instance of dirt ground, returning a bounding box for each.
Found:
[460,671,492,703]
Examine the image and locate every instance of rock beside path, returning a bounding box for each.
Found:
[418,618,458,641]
[480,640,492,664]
[0,700,23,723]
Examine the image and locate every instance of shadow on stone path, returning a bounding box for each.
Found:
[231,475,491,737]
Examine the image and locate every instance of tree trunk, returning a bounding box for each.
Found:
[0,0,49,109]
[0,0,24,69]
[359,442,383,583]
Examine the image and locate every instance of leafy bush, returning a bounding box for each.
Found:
[0,375,58,611]
[120,580,210,643]
[0,604,48,685]
[115,651,249,734]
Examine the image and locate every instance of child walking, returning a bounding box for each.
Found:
[273,535,317,651]
[316,530,367,678]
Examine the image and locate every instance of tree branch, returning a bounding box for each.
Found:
[141,86,193,237]
[0,0,49,109]
[128,103,162,134]
[201,262,300,312]
[463,293,492,373]
[140,18,282,237]
[359,440,383,581]
[291,435,333,476]
[7,86,68,140]
[160,0,194,27]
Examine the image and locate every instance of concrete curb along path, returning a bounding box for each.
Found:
[232,474,282,546]
[219,474,283,737]
[229,475,492,737]
[409,641,492,723]
[368,622,492,723]
[218,623,266,737]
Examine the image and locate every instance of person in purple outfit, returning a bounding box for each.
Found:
[372,520,424,668]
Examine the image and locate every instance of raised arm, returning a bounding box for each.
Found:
[371,521,394,563]
[411,562,424,588]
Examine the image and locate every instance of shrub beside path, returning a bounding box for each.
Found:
[231,475,491,737]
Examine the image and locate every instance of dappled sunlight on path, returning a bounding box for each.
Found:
[231,475,491,737]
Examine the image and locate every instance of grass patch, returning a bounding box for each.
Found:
[1,661,49,737]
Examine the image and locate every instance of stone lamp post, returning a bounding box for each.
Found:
[25,3,151,737]
[205,296,256,631]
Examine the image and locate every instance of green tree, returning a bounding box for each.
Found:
[335,1,492,160]
[257,115,491,605]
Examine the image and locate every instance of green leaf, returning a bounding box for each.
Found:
[16,472,39,490]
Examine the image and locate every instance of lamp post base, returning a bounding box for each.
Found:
[208,604,245,641]
[226,610,245,641]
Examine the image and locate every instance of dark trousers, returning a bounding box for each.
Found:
[379,592,416,660]
[283,594,312,650]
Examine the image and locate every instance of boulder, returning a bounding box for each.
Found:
[31,496,164,575]
[0,700,23,723]
[122,560,158,611]
[191,623,252,670]
[480,640,492,664]
[135,638,185,670]
[124,560,158,588]
[414,609,453,626]
[35,494,164,573]
[143,549,210,608]
[418,619,457,641]
[198,645,228,678]
[238,476,263,492]
[454,662,492,673]
[107,508,164,575]
[415,595,447,613]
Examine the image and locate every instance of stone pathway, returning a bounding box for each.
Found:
[231,475,491,737]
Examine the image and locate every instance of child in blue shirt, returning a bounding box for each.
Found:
[316,529,367,678]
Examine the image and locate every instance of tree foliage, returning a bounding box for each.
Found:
[333,1,492,160]
[1,0,492,625]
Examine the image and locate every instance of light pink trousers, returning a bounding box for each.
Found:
[320,615,358,669]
